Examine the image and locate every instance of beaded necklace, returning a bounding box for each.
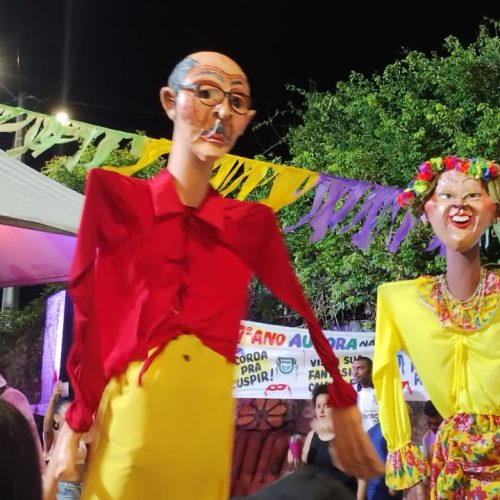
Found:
[437,268,487,311]
[418,269,500,331]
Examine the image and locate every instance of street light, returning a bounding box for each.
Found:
[55,110,70,126]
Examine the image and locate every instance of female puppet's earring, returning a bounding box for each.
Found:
[420,213,428,225]
[491,221,500,238]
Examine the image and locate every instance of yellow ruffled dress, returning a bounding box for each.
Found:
[373,271,500,498]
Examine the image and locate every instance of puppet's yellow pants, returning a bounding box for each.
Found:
[82,334,235,500]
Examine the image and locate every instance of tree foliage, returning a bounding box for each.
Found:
[42,141,166,194]
[285,21,499,183]
[250,20,500,328]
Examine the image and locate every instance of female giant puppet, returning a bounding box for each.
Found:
[44,52,383,499]
[374,156,500,499]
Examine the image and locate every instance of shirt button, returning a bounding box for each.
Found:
[171,307,180,315]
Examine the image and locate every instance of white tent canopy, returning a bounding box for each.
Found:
[0,150,83,287]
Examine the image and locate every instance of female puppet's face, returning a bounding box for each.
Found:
[424,169,498,252]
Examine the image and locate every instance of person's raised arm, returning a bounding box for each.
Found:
[42,382,64,456]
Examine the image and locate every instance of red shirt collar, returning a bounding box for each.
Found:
[149,168,226,232]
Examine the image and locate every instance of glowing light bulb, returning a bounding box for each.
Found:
[55,110,70,125]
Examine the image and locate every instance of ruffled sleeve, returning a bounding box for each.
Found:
[373,283,429,489]
[385,443,429,490]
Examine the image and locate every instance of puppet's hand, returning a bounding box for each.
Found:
[43,422,82,500]
[329,405,385,479]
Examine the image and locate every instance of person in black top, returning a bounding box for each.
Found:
[302,384,358,492]
[233,384,356,499]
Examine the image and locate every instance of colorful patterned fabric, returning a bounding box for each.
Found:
[431,413,500,499]
[374,277,500,494]
[417,270,500,331]
[385,442,429,490]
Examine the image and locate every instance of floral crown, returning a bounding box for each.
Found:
[396,156,500,211]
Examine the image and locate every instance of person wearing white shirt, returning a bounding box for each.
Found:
[352,357,379,432]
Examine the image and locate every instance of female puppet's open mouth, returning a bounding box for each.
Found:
[449,214,473,229]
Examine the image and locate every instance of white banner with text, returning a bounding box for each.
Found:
[232,320,428,401]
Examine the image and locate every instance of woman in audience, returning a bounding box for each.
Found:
[0,398,42,500]
[43,382,89,500]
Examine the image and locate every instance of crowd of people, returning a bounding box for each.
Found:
[0,360,448,500]
[0,372,88,500]
[1,50,498,500]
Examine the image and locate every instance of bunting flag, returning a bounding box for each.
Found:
[283,174,415,251]
[0,103,416,251]
[0,104,144,169]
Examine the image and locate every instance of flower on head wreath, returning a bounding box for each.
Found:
[396,156,500,215]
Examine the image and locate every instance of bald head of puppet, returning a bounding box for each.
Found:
[160,51,255,163]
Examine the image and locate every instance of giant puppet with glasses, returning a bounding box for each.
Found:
[373,156,500,499]
[43,52,383,500]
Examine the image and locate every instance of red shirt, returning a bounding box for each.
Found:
[66,168,356,432]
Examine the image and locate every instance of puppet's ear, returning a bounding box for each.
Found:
[160,87,176,120]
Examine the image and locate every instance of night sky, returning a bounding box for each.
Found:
[0,1,499,160]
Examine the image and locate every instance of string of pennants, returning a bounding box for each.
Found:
[0,103,418,251]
